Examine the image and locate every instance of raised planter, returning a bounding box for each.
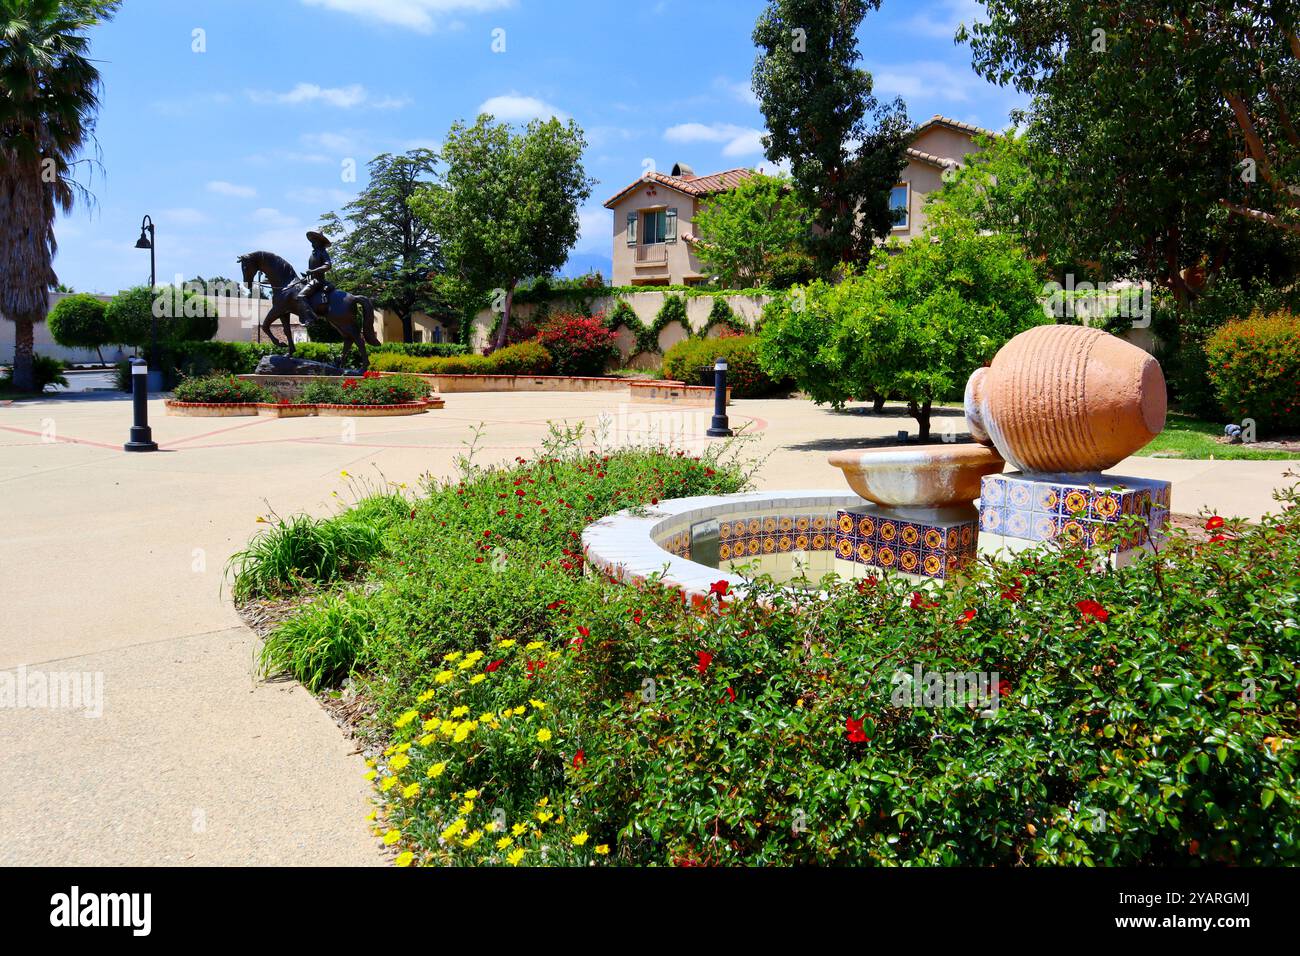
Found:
[384,371,631,394]
[315,400,438,417]
[256,402,319,418]
[628,380,730,406]
[165,401,260,418]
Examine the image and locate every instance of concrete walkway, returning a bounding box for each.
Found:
[1,391,1294,865]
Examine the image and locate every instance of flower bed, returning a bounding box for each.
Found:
[233,439,1300,867]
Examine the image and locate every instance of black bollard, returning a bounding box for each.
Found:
[706,357,733,438]
[124,358,158,452]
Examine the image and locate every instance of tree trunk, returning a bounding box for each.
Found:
[10,315,36,392]
[872,393,885,414]
[492,284,516,352]
[908,399,932,442]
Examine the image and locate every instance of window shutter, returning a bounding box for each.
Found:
[665,207,678,243]
[626,213,637,246]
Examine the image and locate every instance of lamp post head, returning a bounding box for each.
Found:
[134,230,152,250]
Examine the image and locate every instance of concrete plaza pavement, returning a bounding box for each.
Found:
[1,390,1295,865]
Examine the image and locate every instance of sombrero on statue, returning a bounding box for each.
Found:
[306,230,332,247]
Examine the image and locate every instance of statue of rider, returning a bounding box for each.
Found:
[296,230,333,314]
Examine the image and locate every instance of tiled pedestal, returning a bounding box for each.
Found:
[832,504,980,582]
[978,472,1171,565]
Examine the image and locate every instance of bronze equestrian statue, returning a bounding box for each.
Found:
[238,230,380,369]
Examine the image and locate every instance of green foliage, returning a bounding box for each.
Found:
[649,295,689,351]
[692,173,814,288]
[305,316,343,342]
[0,353,66,392]
[252,435,1300,866]
[103,286,157,348]
[699,296,745,337]
[965,1,1300,298]
[1205,310,1300,436]
[368,342,551,376]
[153,286,219,343]
[536,313,619,376]
[760,225,1048,436]
[373,342,468,358]
[46,293,110,355]
[488,340,553,375]
[171,374,271,404]
[410,115,595,349]
[662,335,787,398]
[752,0,910,272]
[300,373,431,406]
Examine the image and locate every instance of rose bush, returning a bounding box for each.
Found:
[536,312,619,376]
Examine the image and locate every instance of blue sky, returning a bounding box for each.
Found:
[55,0,1026,293]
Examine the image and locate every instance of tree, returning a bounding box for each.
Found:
[411,115,594,351]
[759,223,1047,439]
[46,292,109,362]
[0,0,118,391]
[691,173,814,288]
[964,1,1300,305]
[320,149,442,343]
[752,0,911,273]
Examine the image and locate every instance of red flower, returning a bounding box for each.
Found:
[1205,515,1225,531]
[577,625,590,639]
[720,686,736,704]
[910,591,935,610]
[696,651,713,673]
[709,580,730,599]
[955,609,977,627]
[525,660,547,678]
[485,659,503,672]
[546,600,566,610]
[845,715,871,743]
[1076,599,1109,623]
[1001,584,1023,603]
[857,577,878,593]
[572,750,585,768]
[1208,533,1229,544]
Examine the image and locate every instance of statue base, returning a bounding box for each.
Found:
[978,472,1171,567]
[832,504,979,583]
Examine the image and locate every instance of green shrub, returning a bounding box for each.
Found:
[536,312,619,376]
[305,317,343,342]
[373,342,468,358]
[172,374,272,404]
[301,372,431,406]
[104,287,157,348]
[106,286,219,348]
[1,354,67,392]
[662,334,786,397]
[369,352,497,374]
[489,341,553,375]
[47,294,111,359]
[1205,310,1300,435]
[260,590,379,693]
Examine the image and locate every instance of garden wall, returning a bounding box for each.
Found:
[467,291,774,366]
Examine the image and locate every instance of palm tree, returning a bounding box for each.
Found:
[1,0,117,391]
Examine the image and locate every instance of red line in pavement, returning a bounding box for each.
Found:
[160,416,273,448]
[0,424,123,452]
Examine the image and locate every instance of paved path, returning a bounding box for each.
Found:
[1,392,1295,865]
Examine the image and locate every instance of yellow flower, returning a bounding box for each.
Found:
[529,699,546,710]
[462,830,483,848]
[416,689,435,703]
[340,470,349,478]
[422,718,439,732]
[572,832,589,846]
[394,851,415,867]
[536,797,549,807]
[379,777,397,792]
[434,670,454,684]
[478,713,495,724]
[463,789,480,799]
[417,734,435,747]
[395,742,411,753]
[365,757,376,768]
[499,639,517,649]
[496,836,513,850]
[507,848,526,866]
[453,721,477,743]
[427,762,446,778]
[457,657,476,671]
[536,810,553,824]
[363,769,378,781]
[365,809,377,821]
[511,822,528,836]
[441,818,467,841]
[440,719,457,736]
[394,708,418,729]
[450,706,470,718]
[536,728,552,743]
[389,754,410,771]
[402,783,420,800]
[512,706,526,716]
[465,650,485,664]
[469,674,486,685]
[525,641,544,651]
[460,800,475,815]
[382,828,401,845]
[443,651,463,662]
[595,844,610,856]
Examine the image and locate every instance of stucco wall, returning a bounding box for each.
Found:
[608,185,707,286]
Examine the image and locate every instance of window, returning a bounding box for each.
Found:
[642,209,667,245]
[890,184,910,230]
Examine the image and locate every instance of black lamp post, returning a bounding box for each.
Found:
[134,215,159,391]
[706,357,733,438]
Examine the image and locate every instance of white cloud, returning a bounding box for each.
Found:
[714,76,758,107]
[207,181,257,199]
[663,122,766,158]
[901,0,984,40]
[477,93,569,122]
[301,131,364,155]
[873,61,976,104]
[300,0,513,33]
[247,83,408,110]
[159,208,209,226]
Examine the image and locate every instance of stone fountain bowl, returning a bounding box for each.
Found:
[827,444,1006,508]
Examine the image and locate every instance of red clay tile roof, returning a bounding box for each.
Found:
[912,114,996,139]
[905,146,958,168]
[603,167,756,208]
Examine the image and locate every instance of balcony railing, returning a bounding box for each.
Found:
[635,242,667,264]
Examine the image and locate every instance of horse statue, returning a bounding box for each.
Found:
[237,250,380,370]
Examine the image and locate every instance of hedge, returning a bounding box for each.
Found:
[661,334,788,397]
[1205,309,1300,435]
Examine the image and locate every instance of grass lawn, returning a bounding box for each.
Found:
[1137,412,1300,460]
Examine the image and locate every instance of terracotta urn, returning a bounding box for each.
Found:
[828,444,1006,508]
[964,324,1167,474]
